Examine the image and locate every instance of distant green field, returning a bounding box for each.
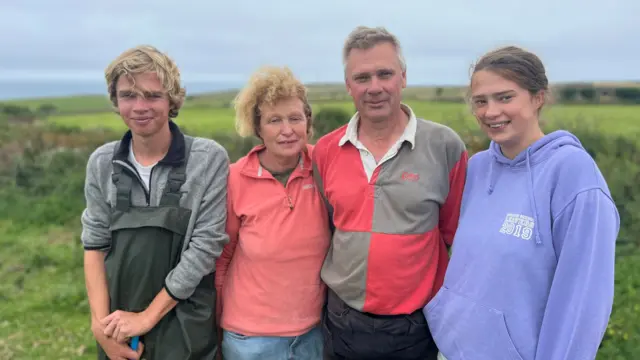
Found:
[1,84,463,115]
[5,94,113,114]
[49,106,239,135]
[48,101,640,138]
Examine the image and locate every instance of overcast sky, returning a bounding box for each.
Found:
[0,0,638,98]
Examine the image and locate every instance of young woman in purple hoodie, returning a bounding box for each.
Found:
[424,46,620,360]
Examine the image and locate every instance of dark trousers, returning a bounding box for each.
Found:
[322,290,438,360]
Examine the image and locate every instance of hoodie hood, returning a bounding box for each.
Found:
[486,130,585,244]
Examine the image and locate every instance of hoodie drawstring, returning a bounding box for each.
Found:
[486,149,542,245]
[483,130,582,245]
[487,160,497,194]
[526,149,542,245]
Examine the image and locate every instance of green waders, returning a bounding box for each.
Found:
[97,137,218,360]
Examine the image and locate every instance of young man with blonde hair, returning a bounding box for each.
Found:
[312,26,468,359]
[81,45,229,360]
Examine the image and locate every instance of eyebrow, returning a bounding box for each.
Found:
[117,89,164,97]
[352,68,394,78]
[471,90,516,99]
[144,91,164,97]
[265,111,304,119]
[352,72,369,79]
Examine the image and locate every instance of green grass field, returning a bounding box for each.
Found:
[2,90,640,359]
[0,222,95,360]
[47,100,640,139]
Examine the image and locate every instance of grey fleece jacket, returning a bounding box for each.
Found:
[80,129,230,301]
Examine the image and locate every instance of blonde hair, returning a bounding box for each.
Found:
[342,26,406,74]
[105,45,186,118]
[233,66,313,138]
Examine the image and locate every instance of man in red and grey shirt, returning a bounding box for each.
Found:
[312,26,468,360]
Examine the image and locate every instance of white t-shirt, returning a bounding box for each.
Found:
[128,145,157,191]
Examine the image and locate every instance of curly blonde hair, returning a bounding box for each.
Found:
[105,45,186,118]
[233,66,313,138]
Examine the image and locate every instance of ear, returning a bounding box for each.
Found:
[345,78,353,97]
[533,90,545,110]
[401,70,407,89]
[254,122,262,139]
[307,122,314,140]
[174,97,184,110]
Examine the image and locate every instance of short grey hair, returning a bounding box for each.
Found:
[342,26,407,74]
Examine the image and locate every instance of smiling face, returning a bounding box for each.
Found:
[345,42,406,123]
[257,96,309,161]
[115,72,171,138]
[470,69,545,158]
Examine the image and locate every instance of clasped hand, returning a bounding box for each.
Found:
[100,310,154,344]
[91,314,146,360]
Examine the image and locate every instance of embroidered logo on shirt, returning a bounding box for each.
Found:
[302,183,315,190]
[401,172,420,181]
[499,213,535,241]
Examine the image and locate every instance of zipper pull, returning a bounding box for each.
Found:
[287,195,294,209]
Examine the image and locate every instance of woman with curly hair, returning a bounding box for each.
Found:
[214,66,331,360]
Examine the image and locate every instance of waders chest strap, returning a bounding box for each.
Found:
[110,141,132,212]
[112,167,133,212]
[159,136,193,207]
[109,136,194,210]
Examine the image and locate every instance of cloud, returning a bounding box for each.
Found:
[0,0,638,92]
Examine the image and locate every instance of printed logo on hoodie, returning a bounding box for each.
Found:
[499,213,536,241]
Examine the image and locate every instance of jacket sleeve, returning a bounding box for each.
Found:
[311,143,334,234]
[438,147,468,247]
[80,150,111,251]
[164,142,231,300]
[214,173,240,325]
[535,188,619,359]
[215,176,241,292]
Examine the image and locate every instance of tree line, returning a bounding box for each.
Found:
[555,86,640,104]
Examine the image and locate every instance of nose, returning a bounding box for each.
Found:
[367,77,383,95]
[280,120,294,135]
[132,96,151,113]
[484,100,501,119]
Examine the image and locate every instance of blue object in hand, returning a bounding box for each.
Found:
[130,336,139,351]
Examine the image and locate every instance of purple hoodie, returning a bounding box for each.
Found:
[424,130,619,360]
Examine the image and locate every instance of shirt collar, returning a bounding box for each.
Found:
[338,103,417,150]
[240,143,313,178]
[113,120,187,166]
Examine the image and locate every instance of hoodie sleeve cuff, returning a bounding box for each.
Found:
[164,283,184,301]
